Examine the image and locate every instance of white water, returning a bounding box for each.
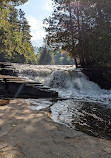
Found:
[13,64,111,106]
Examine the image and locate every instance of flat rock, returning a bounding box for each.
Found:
[0,75,58,99]
[0,99,111,158]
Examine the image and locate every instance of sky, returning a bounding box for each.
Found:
[18,0,53,47]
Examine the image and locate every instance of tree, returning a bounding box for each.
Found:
[36,46,53,65]
[0,0,37,64]
[44,0,111,68]
[44,0,89,67]
[0,0,28,6]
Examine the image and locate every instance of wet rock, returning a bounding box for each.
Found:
[73,102,111,140]
[0,68,18,76]
[0,77,58,99]
[82,68,111,89]
[51,100,111,140]
[0,62,18,76]
[0,62,58,99]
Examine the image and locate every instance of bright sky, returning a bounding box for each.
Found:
[18,0,53,47]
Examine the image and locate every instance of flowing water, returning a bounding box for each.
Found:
[13,64,111,139]
[13,64,111,105]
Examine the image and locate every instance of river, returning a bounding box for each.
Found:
[13,64,111,139]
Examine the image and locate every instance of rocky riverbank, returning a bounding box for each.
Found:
[0,62,58,99]
[0,62,111,158]
[0,99,111,158]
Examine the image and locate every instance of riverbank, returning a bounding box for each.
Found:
[0,99,111,158]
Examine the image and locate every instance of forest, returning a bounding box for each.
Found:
[0,0,36,64]
[36,46,74,65]
[0,0,111,68]
[44,0,111,68]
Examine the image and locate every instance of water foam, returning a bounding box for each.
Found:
[13,64,111,106]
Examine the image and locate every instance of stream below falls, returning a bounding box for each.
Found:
[13,64,111,140]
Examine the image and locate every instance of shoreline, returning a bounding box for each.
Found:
[0,99,111,158]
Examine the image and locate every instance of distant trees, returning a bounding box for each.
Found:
[53,52,74,65]
[44,0,111,68]
[36,46,74,65]
[0,0,36,64]
[36,46,53,65]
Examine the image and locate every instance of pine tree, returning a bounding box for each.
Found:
[0,0,36,64]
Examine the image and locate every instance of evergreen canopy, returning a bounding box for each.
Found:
[0,0,36,64]
[44,0,111,68]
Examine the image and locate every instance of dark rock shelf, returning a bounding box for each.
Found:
[82,68,111,89]
[0,63,58,99]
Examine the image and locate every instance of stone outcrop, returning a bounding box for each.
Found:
[0,62,18,76]
[0,63,58,99]
[0,99,111,158]
[82,68,111,89]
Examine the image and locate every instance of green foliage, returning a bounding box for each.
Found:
[53,51,74,65]
[0,0,28,6]
[36,46,53,65]
[0,0,36,64]
[36,46,74,65]
[59,57,64,61]
[44,0,111,68]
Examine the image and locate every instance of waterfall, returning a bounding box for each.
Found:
[13,63,111,106]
